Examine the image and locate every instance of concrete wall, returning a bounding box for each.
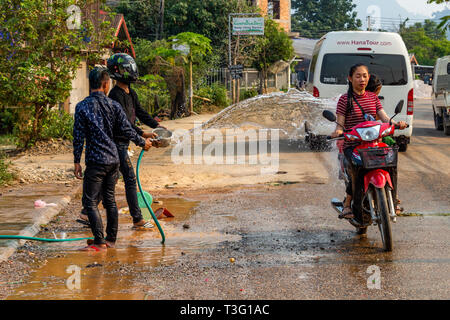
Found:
[257,0,291,33]
[69,60,90,115]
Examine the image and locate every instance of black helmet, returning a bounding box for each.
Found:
[107,53,138,84]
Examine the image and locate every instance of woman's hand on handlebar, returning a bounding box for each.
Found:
[331,129,344,138]
[394,121,408,130]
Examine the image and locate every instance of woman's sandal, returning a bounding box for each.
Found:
[339,206,354,219]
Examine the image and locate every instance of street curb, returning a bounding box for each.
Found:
[0,184,82,263]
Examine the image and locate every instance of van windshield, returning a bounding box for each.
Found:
[320,54,408,85]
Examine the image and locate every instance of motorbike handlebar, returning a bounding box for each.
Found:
[394,124,410,129]
[326,135,344,140]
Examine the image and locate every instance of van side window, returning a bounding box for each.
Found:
[447,62,450,75]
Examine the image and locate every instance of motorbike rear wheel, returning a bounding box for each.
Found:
[374,186,393,252]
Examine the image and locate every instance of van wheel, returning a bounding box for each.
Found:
[444,124,450,136]
[398,142,408,152]
[434,108,443,131]
[445,114,450,136]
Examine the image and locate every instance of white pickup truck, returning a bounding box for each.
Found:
[432,55,450,135]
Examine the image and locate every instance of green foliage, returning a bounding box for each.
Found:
[252,19,294,72]
[133,38,182,73]
[0,0,116,146]
[194,83,230,111]
[0,108,19,134]
[0,134,19,146]
[133,74,171,116]
[428,0,449,30]
[169,32,212,62]
[115,0,161,40]
[115,0,258,65]
[291,0,362,38]
[11,108,74,145]
[40,110,75,141]
[251,19,294,93]
[0,156,15,186]
[239,88,259,101]
[400,20,450,65]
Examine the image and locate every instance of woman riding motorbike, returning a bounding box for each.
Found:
[331,64,407,220]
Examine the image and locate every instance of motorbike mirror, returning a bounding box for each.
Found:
[394,100,404,114]
[322,110,336,122]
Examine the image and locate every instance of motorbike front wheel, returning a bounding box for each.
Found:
[372,186,393,251]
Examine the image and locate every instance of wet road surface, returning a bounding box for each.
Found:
[5,98,449,300]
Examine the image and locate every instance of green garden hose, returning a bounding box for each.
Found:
[0,235,93,242]
[136,149,165,244]
[0,150,165,244]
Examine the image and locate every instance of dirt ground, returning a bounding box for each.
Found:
[0,98,448,300]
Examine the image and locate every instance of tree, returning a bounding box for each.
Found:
[0,0,115,146]
[133,38,188,119]
[251,19,294,94]
[170,32,212,115]
[291,0,362,38]
[400,20,450,66]
[115,0,161,40]
[114,0,257,64]
[428,0,449,30]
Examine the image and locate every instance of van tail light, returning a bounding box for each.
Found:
[313,86,320,97]
[407,89,414,115]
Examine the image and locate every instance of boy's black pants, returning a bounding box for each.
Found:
[83,163,119,245]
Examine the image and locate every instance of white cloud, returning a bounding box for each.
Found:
[396,0,450,17]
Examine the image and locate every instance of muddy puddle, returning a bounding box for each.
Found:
[7,197,241,300]
[0,184,72,240]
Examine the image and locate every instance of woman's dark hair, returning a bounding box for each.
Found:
[366,74,382,93]
[89,67,110,90]
[346,63,369,113]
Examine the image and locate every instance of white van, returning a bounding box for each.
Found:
[306,31,414,151]
[431,55,450,135]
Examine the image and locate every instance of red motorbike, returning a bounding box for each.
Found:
[323,101,408,251]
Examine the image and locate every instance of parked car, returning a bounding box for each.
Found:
[431,55,450,135]
[306,31,414,151]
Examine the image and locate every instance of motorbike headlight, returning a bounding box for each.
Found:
[356,125,380,141]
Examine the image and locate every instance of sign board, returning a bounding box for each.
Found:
[229,64,244,79]
[232,17,264,35]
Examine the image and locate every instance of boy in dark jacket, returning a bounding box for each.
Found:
[73,67,152,250]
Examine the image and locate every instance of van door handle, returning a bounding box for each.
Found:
[378,96,385,100]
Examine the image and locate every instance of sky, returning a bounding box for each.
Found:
[353,0,450,29]
[395,0,450,17]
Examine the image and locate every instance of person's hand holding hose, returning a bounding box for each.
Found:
[143,138,152,151]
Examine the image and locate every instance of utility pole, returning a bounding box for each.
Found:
[156,0,165,40]
[159,0,165,40]
[367,16,371,31]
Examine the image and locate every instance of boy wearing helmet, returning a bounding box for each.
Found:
[108,53,166,229]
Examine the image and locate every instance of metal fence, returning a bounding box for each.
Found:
[198,67,291,92]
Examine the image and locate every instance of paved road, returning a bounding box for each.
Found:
[132,98,450,300]
[5,98,449,300]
